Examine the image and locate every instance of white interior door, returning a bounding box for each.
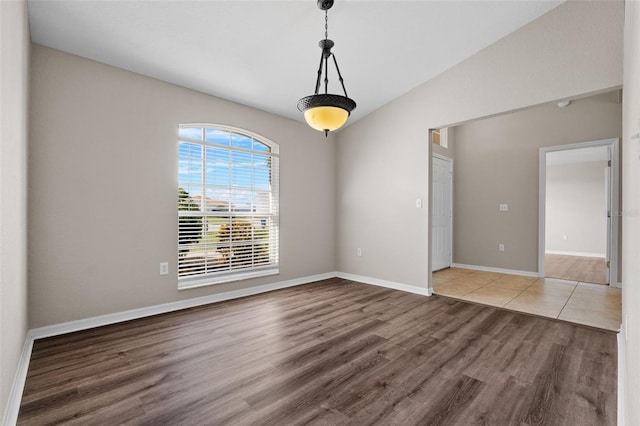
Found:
[432,155,452,271]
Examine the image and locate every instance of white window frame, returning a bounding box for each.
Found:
[177,124,279,289]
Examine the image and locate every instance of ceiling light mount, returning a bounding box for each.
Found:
[317,0,334,11]
[297,0,356,136]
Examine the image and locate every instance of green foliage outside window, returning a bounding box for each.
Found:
[218,220,269,266]
[178,187,202,258]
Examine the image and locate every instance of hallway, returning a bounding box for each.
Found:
[433,268,621,331]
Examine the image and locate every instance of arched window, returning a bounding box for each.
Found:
[178,124,279,288]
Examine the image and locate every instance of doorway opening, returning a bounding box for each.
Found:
[538,139,619,286]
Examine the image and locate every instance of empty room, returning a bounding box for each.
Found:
[432,91,623,330]
[1,0,640,425]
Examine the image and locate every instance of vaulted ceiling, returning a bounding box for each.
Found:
[27,0,564,127]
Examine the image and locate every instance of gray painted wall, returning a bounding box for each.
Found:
[336,0,623,288]
[15,0,640,424]
[29,45,337,327]
[451,93,621,272]
[26,1,626,325]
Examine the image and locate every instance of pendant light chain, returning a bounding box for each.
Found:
[325,9,328,40]
[323,8,330,94]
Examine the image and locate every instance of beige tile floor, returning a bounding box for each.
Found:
[433,267,622,331]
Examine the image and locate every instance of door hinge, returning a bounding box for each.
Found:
[606,261,611,268]
[608,160,612,167]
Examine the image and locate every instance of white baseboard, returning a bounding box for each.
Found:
[27,271,431,341]
[4,270,431,424]
[29,272,337,340]
[451,263,540,278]
[2,272,335,425]
[335,272,431,296]
[618,328,627,426]
[2,332,35,426]
[545,250,606,258]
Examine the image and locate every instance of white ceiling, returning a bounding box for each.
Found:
[27,0,564,127]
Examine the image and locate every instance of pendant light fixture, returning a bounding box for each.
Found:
[297,0,356,137]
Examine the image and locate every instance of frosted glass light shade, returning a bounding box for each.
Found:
[297,93,356,134]
[304,106,349,132]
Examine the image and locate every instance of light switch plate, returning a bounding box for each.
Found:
[160,262,169,275]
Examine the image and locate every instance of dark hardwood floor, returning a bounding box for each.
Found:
[18,278,617,425]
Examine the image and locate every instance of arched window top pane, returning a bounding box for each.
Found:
[179,124,278,155]
[205,128,230,145]
[231,133,253,150]
[253,140,270,152]
[179,127,203,141]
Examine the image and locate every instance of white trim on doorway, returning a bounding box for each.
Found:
[538,138,620,286]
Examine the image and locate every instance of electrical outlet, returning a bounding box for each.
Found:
[499,204,508,212]
[498,244,505,252]
[562,235,568,241]
[159,262,169,275]
[357,248,362,257]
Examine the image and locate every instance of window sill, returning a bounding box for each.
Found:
[178,267,279,290]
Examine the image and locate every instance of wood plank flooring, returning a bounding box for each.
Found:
[18,278,617,425]
[545,254,607,284]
